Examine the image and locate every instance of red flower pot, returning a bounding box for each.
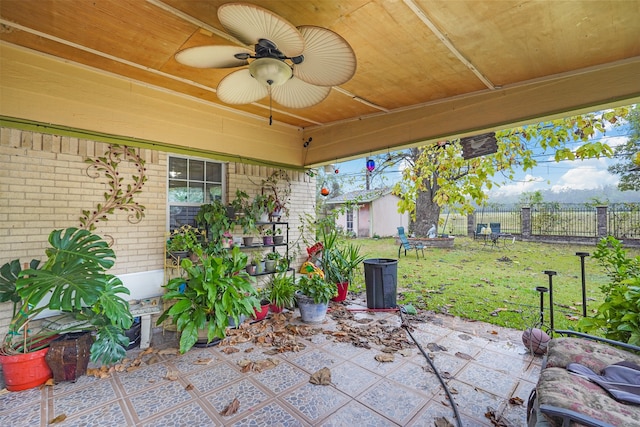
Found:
[331,281,349,302]
[253,304,269,321]
[269,303,284,313]
[0,347,52,391]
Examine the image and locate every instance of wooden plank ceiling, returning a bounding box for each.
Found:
[1,0,639,166]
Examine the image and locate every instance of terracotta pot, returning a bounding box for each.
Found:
[331,281,349,302]
[0,347,52,391]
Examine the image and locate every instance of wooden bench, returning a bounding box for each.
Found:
[43,299,161,350]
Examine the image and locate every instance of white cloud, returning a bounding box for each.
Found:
[551,166,618,192]
[601,135,628,148]
[490,174,545,197]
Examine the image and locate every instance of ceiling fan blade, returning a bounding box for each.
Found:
[271,77,331,109]
[294,26,357,87]
[218,3,304,57]
[217,69,268,104]
[175,45,252,68]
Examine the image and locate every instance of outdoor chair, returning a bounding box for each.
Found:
[473,223,488,240]
[397,227,425,259]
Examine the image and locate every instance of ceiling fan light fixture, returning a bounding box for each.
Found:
[249,58,292,86]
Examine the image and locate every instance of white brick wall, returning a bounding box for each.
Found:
[0,126,317,334]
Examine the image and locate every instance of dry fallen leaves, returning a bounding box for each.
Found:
[219,397,240,416]
[375,353,394,363]
[48,414,67,424]
[309,367,332,385]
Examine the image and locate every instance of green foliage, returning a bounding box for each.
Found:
[195,200,231,253]
[1,228,132,364]
[393,107,631,221]
[608,105,640,191]
[297,274,337,305]
[157,247,260,354]
[268,273,296,308]
[577,237,640,345]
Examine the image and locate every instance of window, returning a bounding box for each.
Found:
[168,156,224,231]
[346,208,354,233]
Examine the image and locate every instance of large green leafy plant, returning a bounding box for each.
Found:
[0,228,133,364]
[157,247,260,354]
[578,236,640,345]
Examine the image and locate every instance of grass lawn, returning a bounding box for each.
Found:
[345,236,640,332]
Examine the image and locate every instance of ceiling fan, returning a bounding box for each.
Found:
[175,2,357,121]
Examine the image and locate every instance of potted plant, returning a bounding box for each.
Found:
[231,190,258,246]
[195,200,233,254]
[253,194,276,224]
[253,288,271,321]
[264,251,281,273]
[0,228,134,391]
[295,274,337,323]
[157,247,261,354]
[260,170,291,221]
[167,225,205,260]
[262,227,275,246]
[273,228,284,245]
[268,272,296,313]
[325,244,366,302]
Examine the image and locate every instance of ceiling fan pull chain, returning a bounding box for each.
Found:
[269,85,273,126]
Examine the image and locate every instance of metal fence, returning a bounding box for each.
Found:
[531,203,596,237]
[608,203,640,239]
[445,203,640,241]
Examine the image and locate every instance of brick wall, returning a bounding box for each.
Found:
[0,126,317,333]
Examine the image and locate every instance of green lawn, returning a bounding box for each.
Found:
[346,236,640,332]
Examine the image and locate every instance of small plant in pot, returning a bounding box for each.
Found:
[157,247,261,354]
[167,225,204,260]
[273,228,284,245]
[253,288,271,321]
[264,251,281,273]
[230,190,258,246]
[268,272,296,313]
[295,274,337,323]
[261,227,274,246]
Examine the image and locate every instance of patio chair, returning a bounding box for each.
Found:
[397,227,425,259]
[473,223,488,240]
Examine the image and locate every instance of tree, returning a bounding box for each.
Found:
[608,105,640,191]
[393,106,631,236]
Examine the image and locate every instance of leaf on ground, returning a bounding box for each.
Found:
[219,398,240,416]
[309,367,332,385]
[185,384,194,391]
[434,417,454,427]
[194,357,213,365]
[455,352,474,360]
[490,307,508,316]
[509,396,524,405]
[140,347,154,356]
[566,315,580,321]
[398,348,412,357]
[158,348,179,355]
[375,353,394,363]
[49,414,67,424]
[44,378,56,386]
[221,347,239,354]
[427,343,447,352]
[165,370,179,381]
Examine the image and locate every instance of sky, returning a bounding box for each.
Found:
[323,111,636,198]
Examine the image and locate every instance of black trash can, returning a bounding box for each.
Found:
[364,258,398,309]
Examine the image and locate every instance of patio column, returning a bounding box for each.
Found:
[467,213,475,238]
[596,205,608,238]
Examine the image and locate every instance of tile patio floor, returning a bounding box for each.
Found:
[0,300,541,426]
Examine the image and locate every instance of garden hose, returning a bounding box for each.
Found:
[399,305,463,427]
